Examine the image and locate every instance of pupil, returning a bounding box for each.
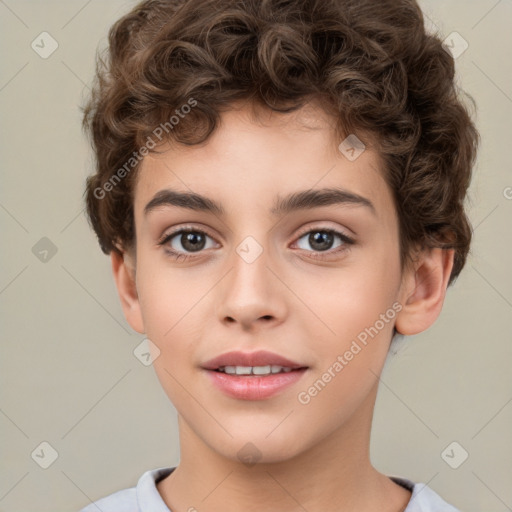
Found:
[182,232,205,252]
[310,231,333,251]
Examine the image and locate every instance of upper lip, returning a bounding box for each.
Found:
[201,350,307,370]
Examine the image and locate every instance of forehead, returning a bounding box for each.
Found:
[133,102,391,217]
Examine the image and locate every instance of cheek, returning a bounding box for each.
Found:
[135,266,194,374]
[316,257,399,337]
[295,271,399,430]
[302,249,401,394]
[136,255,201,337]
[135,261,216,382]
[136,270,201,404]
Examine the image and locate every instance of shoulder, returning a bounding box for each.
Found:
[78,467,175,512]
[391,476,461,512]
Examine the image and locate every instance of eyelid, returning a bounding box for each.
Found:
[158,222,355,260]
[158,222,353,244]
[157,223,219,246]
[292,222,355,243]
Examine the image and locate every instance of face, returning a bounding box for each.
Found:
[125,101,409,464]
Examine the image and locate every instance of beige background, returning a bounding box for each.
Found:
[1,1,511,510]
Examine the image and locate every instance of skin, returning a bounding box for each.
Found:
[111,100,454,512]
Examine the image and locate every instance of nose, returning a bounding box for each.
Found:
[216,245,287,332]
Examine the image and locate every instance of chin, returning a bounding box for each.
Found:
[202,429,313,467]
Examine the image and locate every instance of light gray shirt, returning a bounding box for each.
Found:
[79,467,460,512]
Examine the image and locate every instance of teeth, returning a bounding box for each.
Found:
[219,365,294,375]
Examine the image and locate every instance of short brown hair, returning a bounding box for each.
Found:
[83,0,479,285]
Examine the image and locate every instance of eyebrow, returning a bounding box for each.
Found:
[144,187,376,217]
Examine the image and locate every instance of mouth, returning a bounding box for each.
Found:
[213,365,305,376]
[201,350,309,400]
[201,349,307,372]
[205,367,308,400]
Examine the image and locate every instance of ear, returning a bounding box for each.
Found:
[110,249,145,334]
[395,247,454,336]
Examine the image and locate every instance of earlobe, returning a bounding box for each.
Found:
[110,250,145,334]
[395,248,454,336]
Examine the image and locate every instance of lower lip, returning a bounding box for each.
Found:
[204,368,308,400]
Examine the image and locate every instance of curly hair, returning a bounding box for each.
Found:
[82,0,479,285]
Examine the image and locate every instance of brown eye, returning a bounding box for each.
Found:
[296,228,355,258]
[176,231,207,252]
[295,229,353,253]
[305,231,335,251]
[158,228,217,260]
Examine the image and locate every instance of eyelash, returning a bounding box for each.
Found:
[157,225,355,262]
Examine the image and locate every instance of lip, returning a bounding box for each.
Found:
[201,350,305,370]
[205,368,308,400]
[201,350,309,400]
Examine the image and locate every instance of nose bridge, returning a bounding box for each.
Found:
[217,233,286,328]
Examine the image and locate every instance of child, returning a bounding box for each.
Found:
[80,0,479,510]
